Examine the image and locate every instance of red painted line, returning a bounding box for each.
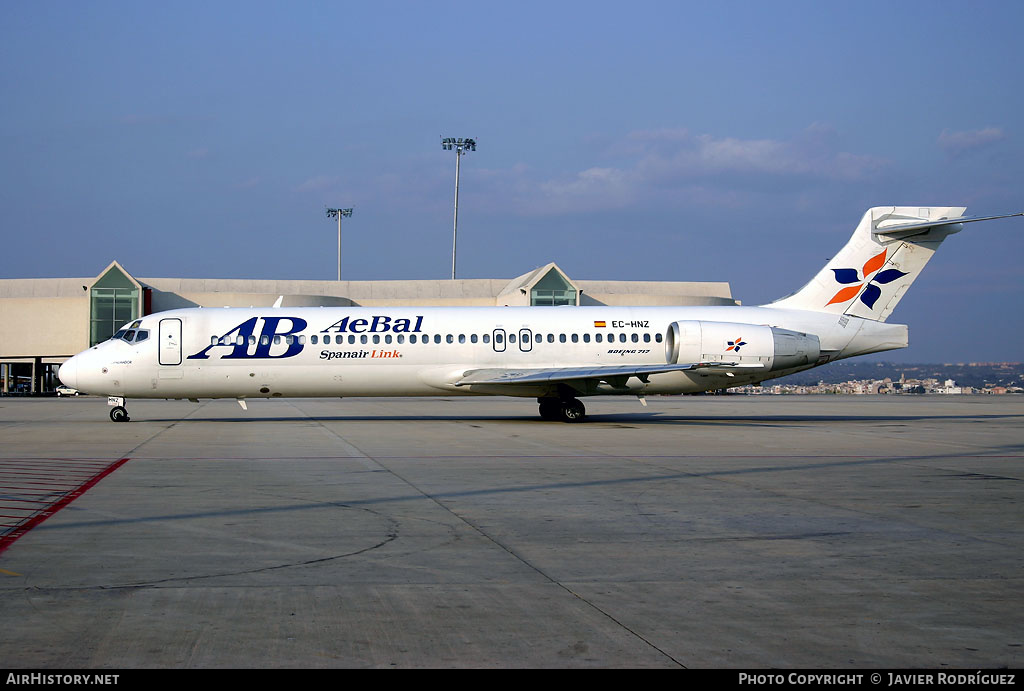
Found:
[0,463,114,472]
[1,480,96,489]
[2,471,103,480]
[0,458,130,556]
[0,498,60,504]
[0,491,68,498]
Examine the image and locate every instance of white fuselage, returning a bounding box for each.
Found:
[59,304,908,401]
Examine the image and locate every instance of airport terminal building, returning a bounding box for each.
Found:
[0,261,737,393]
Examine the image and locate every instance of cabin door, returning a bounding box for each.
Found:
[159,318,182,366]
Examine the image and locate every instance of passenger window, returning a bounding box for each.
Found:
[360,335,368,344]
[655,333,663,343]
[311,335,318,345]
[559,334,566,343]
[446,334,454,344]
[434,334,441,344]
[547,334,554,343]
[458,334,466,344]
[643,333,651,343]
[509,334,516,343]
[347,335,354,344]
[211,336,218,345]
[596,333,603,343]
[397,335,404,344]
[261,335,270,346]
[631,333,639,343]
[410,334,417,344]
[249,335,256,345]
[384,335,392,344]
[470,334,478,343]
[571,334,578,343]
[619,334,627,343]
[583,334,590,343]
[483,334,490,344]
[494,333,503,344]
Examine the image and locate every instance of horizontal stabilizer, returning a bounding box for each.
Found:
[874,212,1023,239]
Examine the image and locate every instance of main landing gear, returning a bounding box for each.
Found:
[538,397,586,423]
[109,405,130,422]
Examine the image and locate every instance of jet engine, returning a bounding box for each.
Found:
[665,320,820,372]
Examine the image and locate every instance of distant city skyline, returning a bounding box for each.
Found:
[2,1,1022,362]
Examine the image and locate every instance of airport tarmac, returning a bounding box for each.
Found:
[0,394,1021,668]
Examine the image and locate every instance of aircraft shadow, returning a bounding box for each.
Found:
[138,412,1024,426]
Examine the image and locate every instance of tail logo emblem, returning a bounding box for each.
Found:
[826,249,907,309]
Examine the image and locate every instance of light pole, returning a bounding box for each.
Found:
[326,207,353,281]
[441,137,476,279]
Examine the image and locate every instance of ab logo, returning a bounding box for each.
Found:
[187,317,307,360]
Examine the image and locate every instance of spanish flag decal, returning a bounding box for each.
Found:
[593,321,606,328]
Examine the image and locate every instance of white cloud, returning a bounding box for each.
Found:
[294,175,340,193]
[937,127,1006,157]
[476,125,888,216]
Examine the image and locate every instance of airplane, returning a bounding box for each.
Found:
[58,206,1022,423]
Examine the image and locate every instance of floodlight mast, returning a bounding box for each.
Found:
[325,207,353,281]
[441,137,476,279]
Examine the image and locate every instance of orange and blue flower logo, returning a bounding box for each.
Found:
[726,337,747,352]
[826,249,907,309]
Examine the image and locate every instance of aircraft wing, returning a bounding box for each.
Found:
[455,361,764,387]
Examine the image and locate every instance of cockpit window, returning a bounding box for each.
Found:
[113,328,150,344]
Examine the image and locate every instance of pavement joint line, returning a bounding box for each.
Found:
[297,400,688,668]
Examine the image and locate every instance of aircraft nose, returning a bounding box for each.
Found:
[58,356,78,389]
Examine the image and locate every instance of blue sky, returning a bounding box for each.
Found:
[2,1,1022,361]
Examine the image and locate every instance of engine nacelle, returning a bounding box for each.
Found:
[665,320,820,371]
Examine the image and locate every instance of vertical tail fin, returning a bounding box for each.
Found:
[768,206,968,322]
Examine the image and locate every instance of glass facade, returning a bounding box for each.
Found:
[530,268,577,306]
[90,265,140,346]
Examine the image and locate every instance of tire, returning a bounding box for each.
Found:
[538,400,560,420]
[560,399,586,423]
[109,406,130,422]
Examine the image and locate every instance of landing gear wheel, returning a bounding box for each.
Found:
[560,398,586,423]
[109,406,130,422]
[538,399,561,420]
